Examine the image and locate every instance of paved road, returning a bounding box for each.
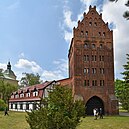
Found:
[119,112,129,116]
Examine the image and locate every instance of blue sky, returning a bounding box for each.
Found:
[0,0,129,82]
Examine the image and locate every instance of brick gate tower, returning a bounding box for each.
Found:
[68,6,118,115]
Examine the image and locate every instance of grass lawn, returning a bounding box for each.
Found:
[77,116,129,129]
[0,111,29,129]
[0,111,129,129]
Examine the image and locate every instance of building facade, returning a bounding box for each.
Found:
[68,6,118,115]
[9,81,56,112]
[0,61,18,86]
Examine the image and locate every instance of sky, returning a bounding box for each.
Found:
[0,0,129,82]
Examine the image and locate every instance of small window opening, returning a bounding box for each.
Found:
[81,31,84,35]
[92,44,95,48]
[103,32,105,36]
[89,22,92,26]
[100,44,102,48]
[94,22,97,26]
[86,31,88,36]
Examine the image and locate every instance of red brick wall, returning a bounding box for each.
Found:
[68,6,118,115]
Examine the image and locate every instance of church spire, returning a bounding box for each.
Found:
[7,61,11,71]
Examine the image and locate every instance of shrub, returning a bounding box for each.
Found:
[0,99,7,111]
[26,86,85,129]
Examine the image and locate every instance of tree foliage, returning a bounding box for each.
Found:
[0,80,17,104]
[109,0,129,20]
[115,54,129,112]
[0,99,7,111]
[26,86,85,129]
[115,79,129,111]
[20,73,41,87]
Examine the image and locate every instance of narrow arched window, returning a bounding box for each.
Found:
[103,32,105,36]
[94,22,97,26]
[89,22,92,26]
[86,31,88,36]
[92,44,95,48]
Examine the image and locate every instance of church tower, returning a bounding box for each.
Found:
[68,6,118,115]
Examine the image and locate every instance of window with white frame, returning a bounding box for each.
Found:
[33,91,38,97]
[92,80,97,86]
[84,68,90,74]
[92,68,97,74]
[11,103,13,109]
[11,95,14,99]
[15,94,19,98]
[100,68,104,74]
[20,93,24,98]
[92,55,96,61]
[84,55,89,61]
[100,80,104,86]
[26,93,30,97]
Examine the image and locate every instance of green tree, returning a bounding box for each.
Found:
[0,80,17,105]
[121,54,129,82]
[115,54,129,111]
[109,0,129,20]
[0,99,7,111]
[0,69,4,77]
[115,79,129,111]
[20,73,41,87]
[26,86,85,129]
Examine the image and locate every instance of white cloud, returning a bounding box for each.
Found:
[0,63,6,71]
[61,0,129,79]
[42,70,64,81]
[14,58,68,82]
[53,59,68,73]
[61,5,77,44]
[102,0,129,79]
[63,9,77,30]
[15,58,43,74]
[41,59,68,81]
[64,30,73,43]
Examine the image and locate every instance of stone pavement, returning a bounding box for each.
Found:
[119,112,129,116]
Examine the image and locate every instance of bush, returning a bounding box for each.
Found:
[0,99,7,111]
[26,86,85,129]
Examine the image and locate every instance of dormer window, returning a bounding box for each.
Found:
[33,91,38,97]
[15,94,19,98]
[11,95,14,99]
[26,92,30,97]
[20,93,24,98]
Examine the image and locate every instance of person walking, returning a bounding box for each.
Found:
[4,107,9,116]
[99,108,103,119]
[93,108,98,120]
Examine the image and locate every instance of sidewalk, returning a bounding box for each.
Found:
[119,112,129,116]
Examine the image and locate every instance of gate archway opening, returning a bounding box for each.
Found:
[85,96,104,115]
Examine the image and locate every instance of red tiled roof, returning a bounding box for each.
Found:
[56,78,72,87]
[9,81,55,102]
[9,97,41,102]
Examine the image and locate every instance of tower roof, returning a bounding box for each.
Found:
[3,61,16,79]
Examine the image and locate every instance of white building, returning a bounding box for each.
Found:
[9,81,56,112]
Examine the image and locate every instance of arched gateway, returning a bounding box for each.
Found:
[86,96,104,115]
